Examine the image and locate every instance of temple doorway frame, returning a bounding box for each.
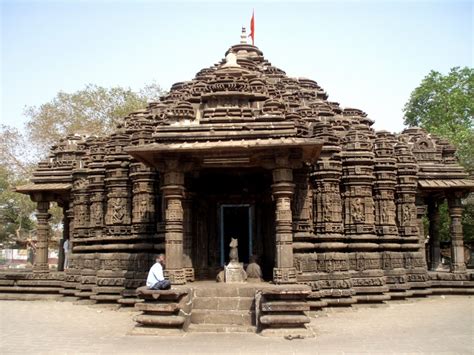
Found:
[219,204,254,266]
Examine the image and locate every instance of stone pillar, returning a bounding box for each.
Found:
[161,164,186,284]
[271,161,296,284]
[182,194,195,281]
[448,192,466,273]
[394,142,419,239]
[312,123,344,239]
[57,205,69,272]
[415,197,428,268]
[34,201,51,273]
[341,128,376,238]
[374,133,398,237]
[427,199,441,271]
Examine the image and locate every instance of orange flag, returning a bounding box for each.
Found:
[249,10,255,45]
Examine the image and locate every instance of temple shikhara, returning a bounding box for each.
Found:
[4,31,473,335]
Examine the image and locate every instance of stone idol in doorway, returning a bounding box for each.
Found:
[224,238,247,283]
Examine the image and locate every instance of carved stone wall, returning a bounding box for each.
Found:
[341,128,376,238]
[374,132,398,236]
[312,122,344,239]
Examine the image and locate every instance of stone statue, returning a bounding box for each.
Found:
[246,255,262,282]
[229,237,239,262]
[224,237,247,283]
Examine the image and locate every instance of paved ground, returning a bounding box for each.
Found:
[0,296,473,354]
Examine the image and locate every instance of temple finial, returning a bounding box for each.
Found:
[240,27,247,44]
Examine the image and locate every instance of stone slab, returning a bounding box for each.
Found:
[0,293,63,301]
[134,302,179,313]
[134,314,185,326]
[136,286,190,300]
[259,314,310,325]
[193,296,254,311]
[0,286,61,293]
[190,309,254,326]
[187,324,256,333]
[90,294,121,301]
[129,326,186,336]
[261,301,310,312]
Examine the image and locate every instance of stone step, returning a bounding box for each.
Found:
[134,314,185,327]
[430,287,474,295]
[193,296,255,311]
[90,294,121,301]
[0,286,61,293]
[0,293,63,301]
[135,302,180,313]
[74,291,94,298]
[60,288,77,295]
[354,294,391,303]
[16,280,63,287]
[259,314,311,326]
[117,298,143,306]
[193,287,256,298]
[261,301,310,312]
[187,324,256,333]
[191,309,255,326]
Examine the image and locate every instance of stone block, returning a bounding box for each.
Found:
[190,310,254,326]
[134,314,185,326]
[259,314,311,326]
[135,302,179,313]
[261,301,310,312]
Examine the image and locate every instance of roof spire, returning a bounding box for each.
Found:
[240,27,247,44]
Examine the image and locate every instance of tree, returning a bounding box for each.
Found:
[403,66,474,173]
[1,82,164,245]
[404,67,474,242]
[0,125,35,178]
[0,165,36,245]
[24,82,164,157]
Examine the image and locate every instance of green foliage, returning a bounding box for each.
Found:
[463,198,474,241]
[437,201,451,242]
[24,82,164,157]
[0,125,36,178]
[403,66,474,172]
[2,82,164,244]
[0,165,36,245]
[404,67,474,242]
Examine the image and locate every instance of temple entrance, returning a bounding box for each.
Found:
[220,204,253,266]
[189,168,275,280]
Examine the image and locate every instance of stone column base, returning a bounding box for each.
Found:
[166,269,186,285]
[33,264,49,273]
[273,267,297,284]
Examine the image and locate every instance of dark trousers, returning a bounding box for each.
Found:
[150,280,171,290]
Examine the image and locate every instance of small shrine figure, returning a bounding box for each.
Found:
[229,238,239,262]
[224,237,247,283]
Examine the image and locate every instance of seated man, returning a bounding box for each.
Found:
[146,253,171,290]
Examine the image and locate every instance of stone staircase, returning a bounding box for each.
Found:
[187,283,257,333]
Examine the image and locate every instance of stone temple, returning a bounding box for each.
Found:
[5,31,474,334]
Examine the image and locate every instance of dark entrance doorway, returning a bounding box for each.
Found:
[220,204,253,266]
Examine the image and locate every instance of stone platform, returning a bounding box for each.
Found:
[131,281,313,336]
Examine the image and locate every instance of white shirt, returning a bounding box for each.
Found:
[146,262,164,287]
[63,240,70,252]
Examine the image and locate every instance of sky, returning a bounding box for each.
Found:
[1,0,472,134]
